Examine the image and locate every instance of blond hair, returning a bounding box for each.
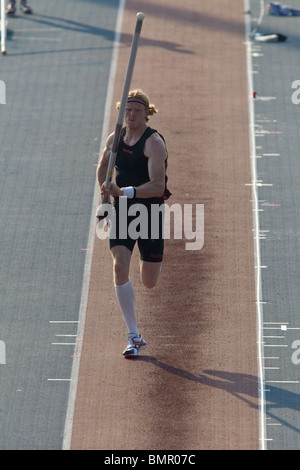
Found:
[116,89,158,122]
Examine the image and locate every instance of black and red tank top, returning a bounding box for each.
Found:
[115,126,171,202]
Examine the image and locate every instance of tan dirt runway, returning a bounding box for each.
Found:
[70,0,259,450]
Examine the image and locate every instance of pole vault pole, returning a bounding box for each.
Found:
[1,0,7,55]
[97,12,145,224]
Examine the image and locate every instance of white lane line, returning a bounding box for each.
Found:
[61,0,126,451]
[263,336,285,338]
[244,0,266,450]
[263,153,280,157]
[255,96,277,101]
[14,29,59,32]
[50,321,79,323]
[14,36,62,41]
[266,380,299,384]
[48,379,72,382]
[55,334,77,337]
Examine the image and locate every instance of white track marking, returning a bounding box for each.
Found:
[61,0,126,451]
[244,0,266,450]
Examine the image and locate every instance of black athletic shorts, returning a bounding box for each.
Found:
[109,197,164,263]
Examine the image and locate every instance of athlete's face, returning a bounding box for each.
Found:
[125,102,148,129]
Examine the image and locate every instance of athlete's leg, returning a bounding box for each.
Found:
[140,260,162,289]
[111,245,131,286]
[111,245,139,337]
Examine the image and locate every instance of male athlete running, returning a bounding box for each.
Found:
[97,89,170,358]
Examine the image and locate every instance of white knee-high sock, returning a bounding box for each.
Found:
[115,280,139,337]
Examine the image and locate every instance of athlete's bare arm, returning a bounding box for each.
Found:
[135,132,167,198]
[97,133,113,189]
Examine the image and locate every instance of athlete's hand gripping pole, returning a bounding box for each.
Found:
[97,12,145,226]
